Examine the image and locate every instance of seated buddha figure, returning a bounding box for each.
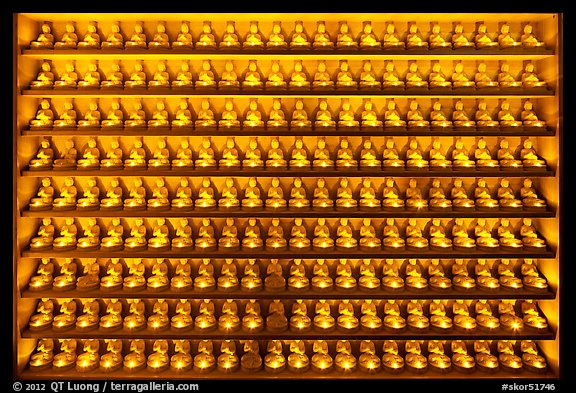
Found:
[498,179,522,210]
[336,22,357,49]
[148,101,169,128]
[382,178,405,210]
[76,298,100,331]
[429,140,452,170]
[289,139,310,169]
[381,139,404,169]
[125,218,147,250]
[335,177,356,209]
[218,259,240,290]
[310,340,332,372]
[474,299,500,331]
[427,341,452,371]
[521,24,545,48]
[338,101,359,128]
[429,219,453,250]
[100,218,123,250]
[219,218,240,250]
[309,259,332,291]
[53,258,78,290]
[29,178,54,211]
[100,63,124,89]
[429,23,451,49]
[520,140,547,169]
[55,23,78,49]
[451,140,475,169]
[124,63,147,89]
[124,102,146,128]
[267,21,287,48]
[219,100,241,129]
[218,300,241,332]
[147,139,170,169]
[359,101,381,128]
[452,299,477,331]
[474,63,498,89]
[383,301,405,331]
[381,62,403,90]
[429,300,452,330]
[336,218,357,250]
[520,218,547,250]
[498,23,520,48]
[405,62,427,89]
[311,178,333,209]
[520,178,547,210]
[196,219,217,251]
[125,23,147,49]
[242,61,263,90]
[148,299,169,332]
[287,340,309,372]
[149,23,170,50]
[475,100,499,128]
[31,23,55,49]
[358,22,380,49]
[261,100,286,130]
[191,101,215,129]
[219,177,240,209]
[52,299,77,331]
[405,259,428,289]
[78,62,100,89]
[359,178,380,209]
[243,100,265,129]
[191,259,215,291]
[384,100,406,128]
[451,62,475,89]
[358,139,380,168]
[98,258,123,291]
[172,139,193,169]
[474,139,499,169]
[428,260,452,289]
[381,260,404,291]
[474,218,500,250]
[497,140,522,169]
[383,23,404,49]
[498,258,523,288]
[171,22,193,49]
[287,176,311,208]
[77,101,101,129]
[194,22,215,49]
[429,63,452,89]
[407,102,429,129]
[337,301,359,332]
[170,259,192,291]
[521,259,548,290]
[54,63,78,89]
[406,23,428,49]
[30,62,54,89]
[147,218,170,249]
[242,177,263,208]
[123,298,146,331]
[266,61,286,89]
[29,300,54,332]
[171,62,193,89]
[147,178,170,210]
[498,300,524,331]
[336,138,357,168]
[101,101,123,128]
[267,299,288,332]
[452,100,476,129]
[262,259,285,292]
[287,20,310,49]
[171,218,192,249]
[406,300,429,330]
[312,138,333,169]
[242,138,264,168]
[473,259,499,290]
[522,62,547,89]
[359,219,381,250]
[265,177,287,209]
[498,63,522,89]
[220,21,241,49]
[29,140,54,170]
[218,61,240,89]
[335,259,356,290]
[29,258,55,291]
[313,218,334,249]
[315,100,336,128]
[521,100,546,128]
[76,179,100,211]
[475,23,498,49]
[289,218,311,250]
[192,177,215,210]
[123,258,145,291]
[52,177,77,210]
[287,259,309,290]
[406,178,428,210]
[451,219,476,250]
[194,60,217,89]
[148,62,170,89]
[266,218,287,250]
[382,219,405,249]
[520,340,547,372]
[219,138,241,169]
[170,299,194,331]
[474,178,499,210]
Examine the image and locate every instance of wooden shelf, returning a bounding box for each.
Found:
[21,248,556,259]
[20,127,557,137]
[21,168,555,178]
[21,326,556,340]
[21,287,556,300]
[20,207,556,219]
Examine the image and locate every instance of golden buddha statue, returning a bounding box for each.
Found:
[123,258,146,291]
[124,218,147,250]
[475,62,498,89]
[406,299,429,330]
[286,61,309,90]
[474,218,500,250]
[55,23,78,49]
[77,218,100,250]
[336,138,357,168]
[267,299,288,332]
[219,100,241,129]
[312,177,333,209]
[218,299,241,332]
[521,259,548,290]
[497,340,522,371]
[449,179,473,209]
[427,341,451,371]
[146,139,169,169]
[266,21,287,48]
[149,23,169,50]
[124,63,147,89]
[474,139,499,169]
[100,23,123,50]
[242,218,263,250]
[474,299,500,331]
[148,217,170,249]
[266,217,286,250]
[170,340,191,372]
[448,63,473,92]
[29,258,54,291]
[266,137,287,168]
[382,219,405,250]
[305,259,331,291]
[287,340,309,373]
[77,101,101,128]
[522,62,547,88]
[382,178,405,210]
[309,21,331,49]
[475,23,498,49]
[406,23,428,49]
[29,299,54,332]
[359,178,380,209]
[335,218,357,250]
[264,61,286,90]
[427,260,451,290]
[474,259,499,289]
[53,338,78,369]
[194,259,215,291]
[498,258,523,288]
[124,102,147,128]
[78,62,100,89]
[31,62,55,89]
[310,340,332,372]
[520,218,547,250]
[520,140,547,169]
[101,63,124,89]
[405,258,428,290]
[100,218,123,250]
[407,101,430,129]
[219,218,240,250]
[312,299,334,332]
[244,100,265,129]
[194,340,216,372]
[148,100,170,128]
[192,140,215,170]
[379,62,402,90]
[172,218,193,249]
[29,177,54,211]
[148,62,170,89]
[428,140,451,170]
[214,61,238,90]
[382,300,405,332]
[313,218,334,249]
[171,299,194,331]
[498,23,521,48]
[358,302,381,335]
[359,139,381,168]
[100,339,123,372]
[312,61,334,90]
[451,219,477,251]
[51,176,77,210]
[242,300,264,331]
[31,23,54,49]
[497,140,522,169]
[312,138,333,169]
[333,258,356,290]
[498,63,522,89]
[337,301,359,333]
[335,177,357,209]
[289,218,310,250]
[220,21,241,49]
[428,219,452,250]
[218,177,240,209]
[240,259,262,291]
[452,100,475,129]
[498,179,523,210]
[335,61,357,90]
[313,100,335,129]
[521,24,545,48]
[54,62,78,89]
[125,23,147,49]
[429,62,452,89]
[171,259,192,291]
[287,259,309,290]
[123,298,146,331]
[289,20,311,48]
[264,340,286,373]
[451,140,475,169]
[220,138,242,169]
[520,340,547,372]
[265,99,288,128]
[355,257,378,291]
[188,177,213,210]
[289,139,311,169]
[520,178,547,210]
[52,258,77,291]
[358,100,381,128]
[383,100,406,128]
[29,141,54,171]
[195,60,217,89]
[76,339,100,372]
[147,177,170,210]
[171,140,193,169]
[356,22,379,49]
[520,100,546,129]
[474,340,498,371]
[99,102,123,129]
[242,60,263,90]
[429,23,451,49]
[499,300,525,331]
[123,176,146,210]
[474,178,499,210]
[265,177,287,210]
[382,22,404,49]
[405,62,427,89]
[337,101,358,129]
[335,22,357,49]
[196,22,216,49]
[52,101,76,129]
[453,299,477,331]
[171,62,193,89]
[380,340,404,373]
[406,178,428,210]
[264,259,285,292]
[242,177,263,208]
[172,22,193,49]
[100,259,122,290]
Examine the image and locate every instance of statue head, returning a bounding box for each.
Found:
[363,139,372,149]
[226,138,235,149]
[317,61,326,72]
[501,24,510,34]
[225,177,234,187]
[525,62,535,73]
[432,24,440,34]
[202,177,211,187]
[226,22,235,34]
[478,62,487,72]
[340,138,349,148]
[363,22,372,34]
[340,177,348,187]
[478,24,487,33]
[179,177,188,187]
[386,23,395,34]
[249,100,258,111]
[409,62,418,72]
[317,177,325,187]
[294,177,302,187]
[225,100,234,111]
[249,21,258,34]
[41,177,51,187]
[272,22,282,35]
[340,22,349,33]
[362,177,371,188]
[363,217,371,226]
[295,138,303,149]
[317,138,326,149]
[248,177,257,187]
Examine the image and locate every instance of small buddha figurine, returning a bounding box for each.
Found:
[147,218,170,250]
[428,141,451,171]
[406,23,428,49]
[336,22,357,49]
[359,178,380,209]
[520,218,547,250]
[195,60,216,89]
[312,178,333,209]
[448,178,473,210]
[475,62,498,89]
[287,259,309,290]
[289,218,310,250]
[53,339,78,369]
[499,300,524,331]
[427,340,451,371]
[148,101,169,128]
[520,140,547,169]
[219,100,241,129]
[407,102,429,129]
[123,298,146,331]
[429,62,452,89]
[242,60,263,90]
[380,62,403,90]
[382,178,405,210]
[265,61,286,90]
[335,61,357,90]
[170,340,191,372]
[101,63,124,89]
[521,24,545,48]
[310,21,332,49]
[452,219,476,250]
[77,101,101,128]
[312,61,334,90]
[287,340,309,372]
[99,258,122,290]
[406,219,428,250]
[428,220,452,250]
[359,100,381,128]
[313,218,334,249]
[310,340,332,372]
[473,259,499,289]
[242,218,264,250]
[51,176,77,210]
[29,299,55,332]
[427,259,451,290]
[99,298,123,330]
[522,62,547,88]
[218,177,240,210]
[359,258,380,288]
[380,340,405,373]
[218,299,241,332]
[429,23,451,49]
[265,259,285,291]
[265,177,287,210]
[172,62,193,89]
[219,259,240,290]
[451,62,475,89]
[244,101,265,130]
[125,23,147,49]
[149,23,169,50]
[521,259,548,290]
[170,140,193,169]
[172,22,193,49]
[382,139,404,169]
[337,301,359,333]
[338,101,359,129]
[382,300,406,332]
[76,259,100,292]
[194,177,216,210]
[453,299,477,330]
[520,340,547,372]
[54,62,78,89]
[148,62,170,89]
[289,177,309,208]
[29,141,54,170]
[29,258,54,291]
[123,340,146,370]
[336,177,357,209]
[31,23,54,49]
[474,340,499,371]
[311,259,333,291]
[521,178,547,210]
[125,218,147,250]
[497,140,522,169]
[285,61,309,91]
[267,299,288,332]
[77,218,100,250]
[100,218,124,251]
[475,23,498,49]
[124,102,147,128]
[220,21,241,49]
[146,178,169,211]
[78,62,101,89]
[336,138,357,168]
[266,21,287,48]
[122,176,146,210]
[76,339,100,372]
[219,218,240,250]
[55,23,78,49]
[171,259,192,291]
[172,218,193,249]
[497,340,522,370]
[335,258,357,289]
[241,259,263,291]
[264,340,286,372]
[384,100,406,128]
[359,139,381,168]
[406,299,429,330]
[98,104,123,131]
[498,23,521,48]
[171,299,194,330]
[474,299,500,331]
[313,299,335,331]
[52,218,77,251]
[381,219,405,250]
[52,258,77,291]
[452,100,476,129]
[314,100,336,128]
[242,177,263,208]
[498,63,522,89]
[123,258,146,291]
[290,21,311,48]
[520,100,546,129]
[336,218,357,250]
[124,63,147,89]
[145,139,169,169]
[242,299,264,332]
[474,178,499,210]
[266,137,287,168]
[31,62,55,89]
[498,258,523,288]
[313,138,333,169]
[29,177,54,212]
[497,179,522,210]
[451,140,475,169]
[474,218,500,250]
[356,22,379,50]
[383,22,404,49]
[76,140,100,170]
[194,259,215,291]
[196,22,216,49]
[289,138,310,169]
[405,62,427,89]
[474,139,499,169]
